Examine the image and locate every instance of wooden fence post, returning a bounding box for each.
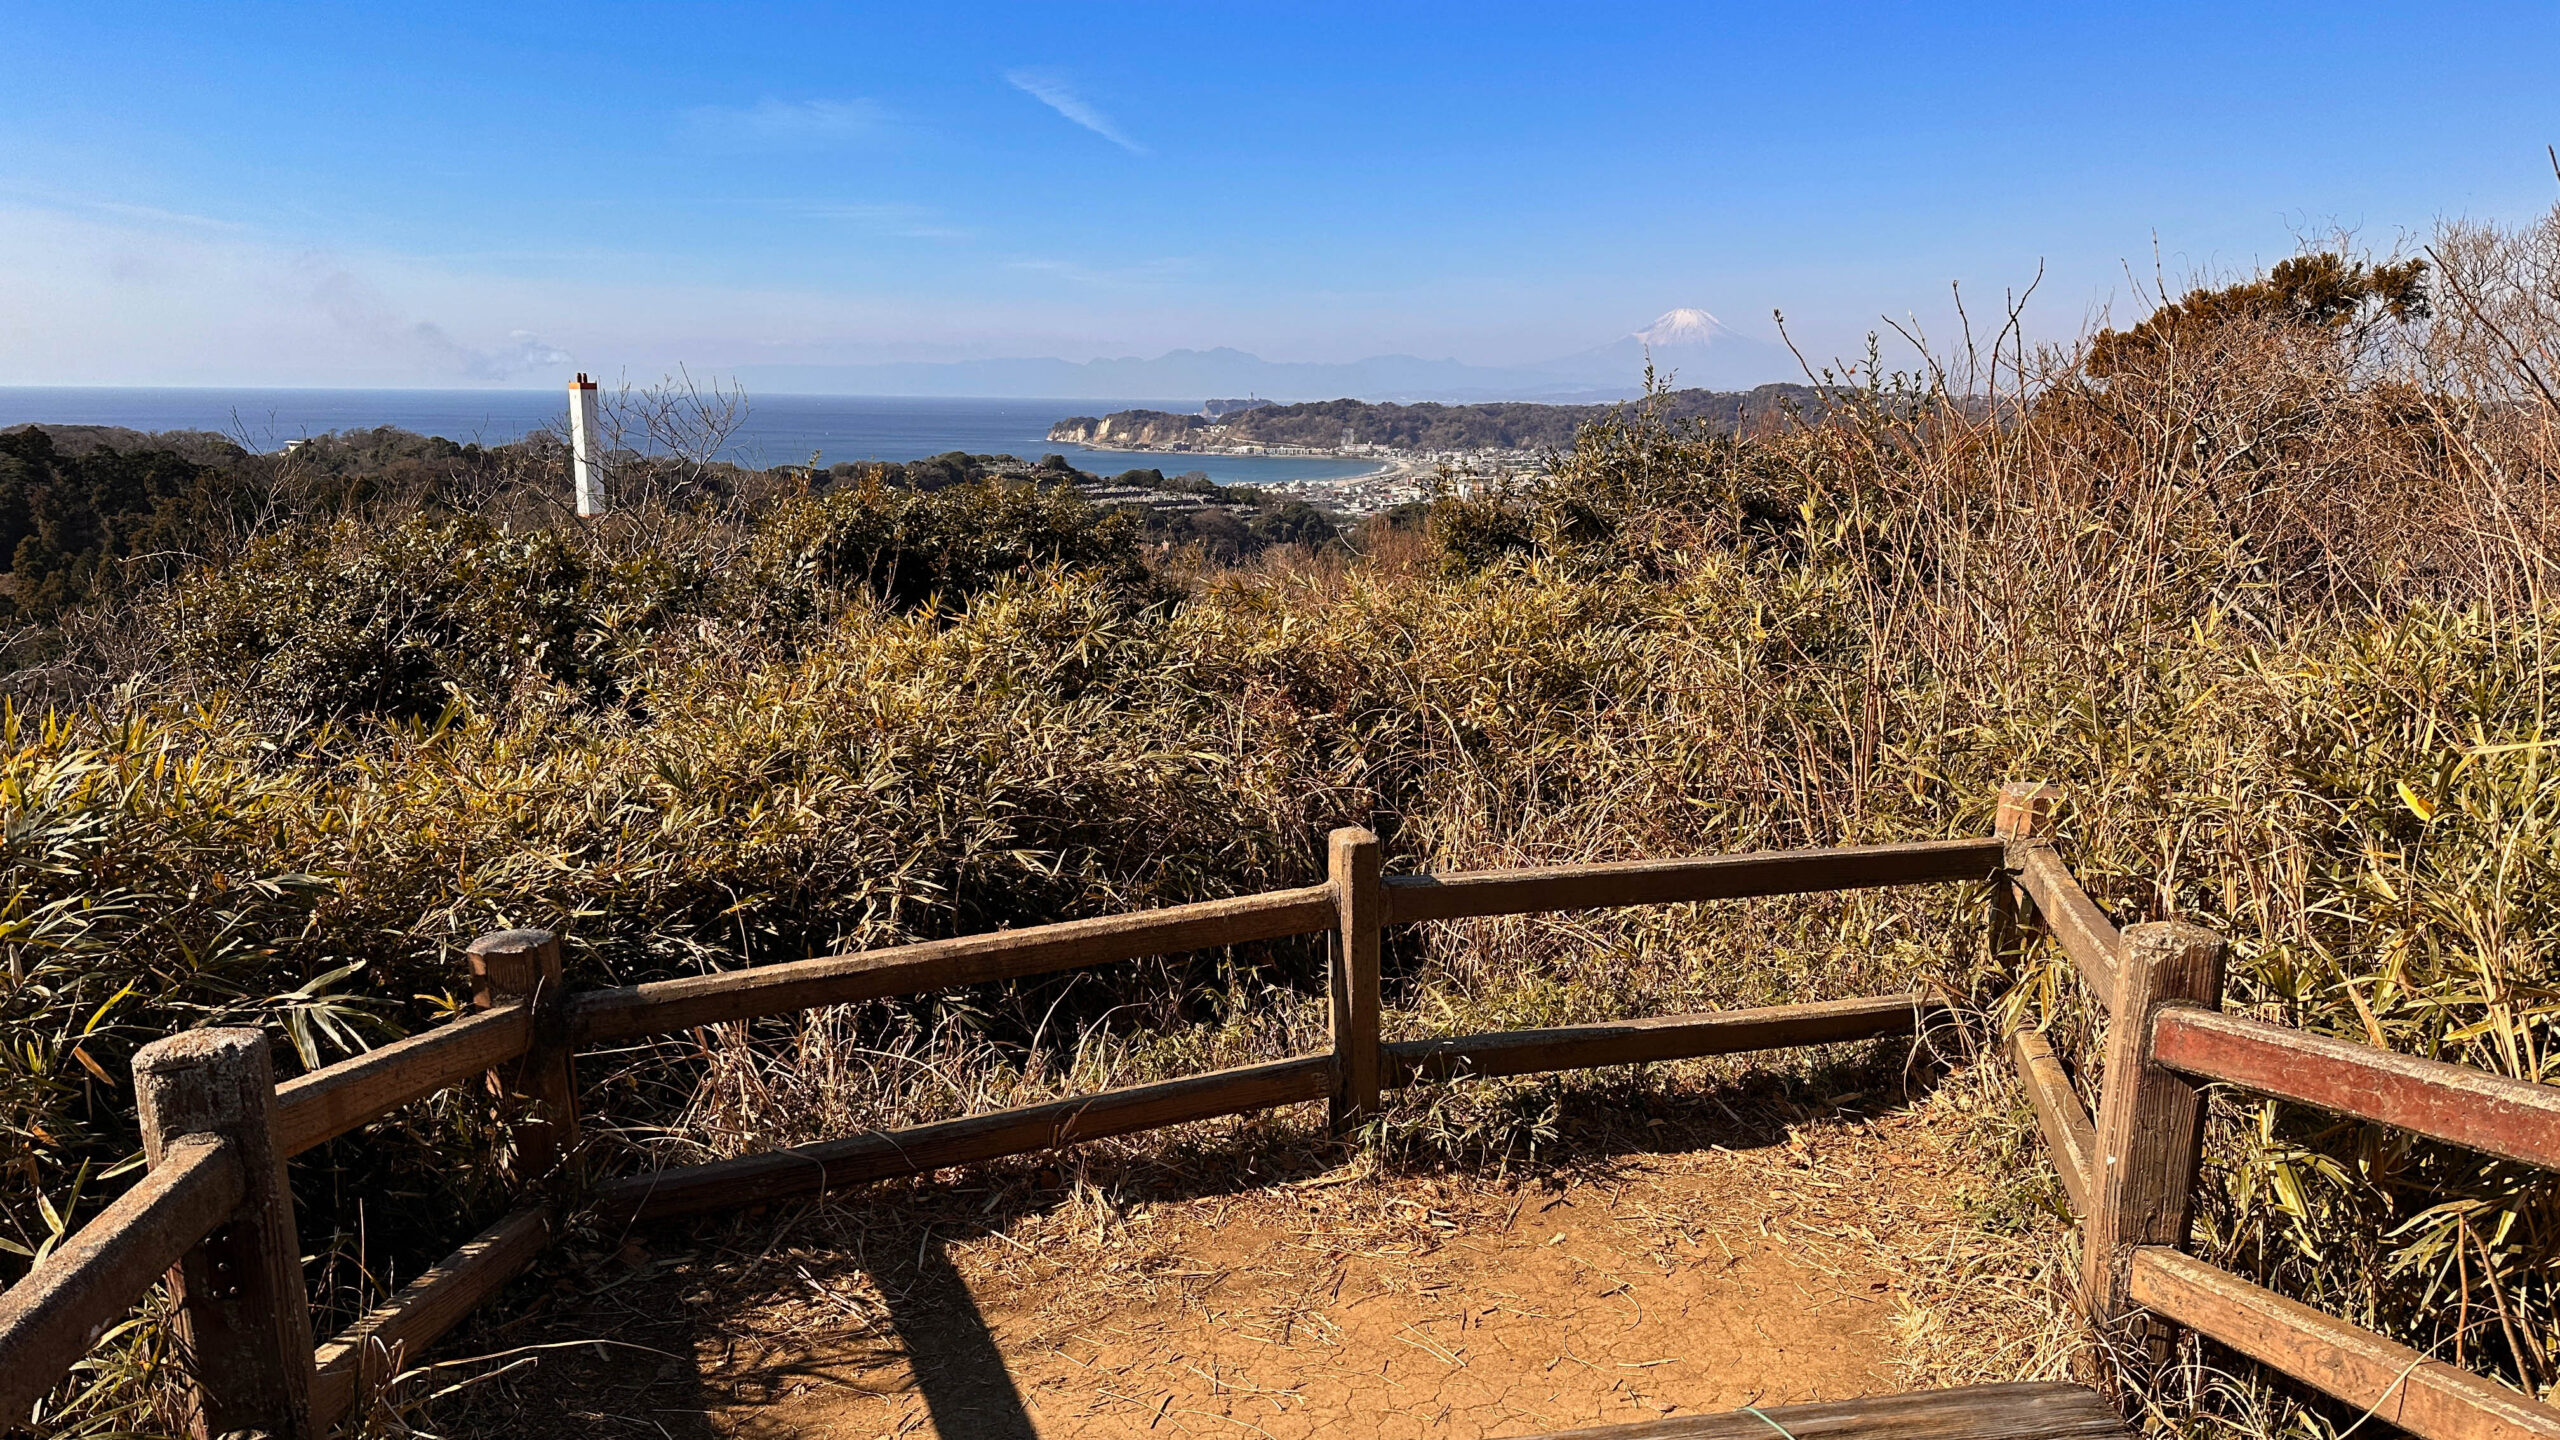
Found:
[1994,780,2058,850]
[133,1028,318,1440]
[1992,781,2058,965]
[467,930,579,1188]
[2082,920,2226,1357]
[1328,828,1383,1132]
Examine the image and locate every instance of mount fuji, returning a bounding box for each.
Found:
[1529,309,1799,393]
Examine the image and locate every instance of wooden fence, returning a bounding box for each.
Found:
[3,786,2556,1439]
[0,826,1988,1437]
[1995,781,2560,1440]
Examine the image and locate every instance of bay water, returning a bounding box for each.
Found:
[0,388,1383,488]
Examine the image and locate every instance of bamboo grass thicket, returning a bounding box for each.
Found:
[4,211,2560,1436]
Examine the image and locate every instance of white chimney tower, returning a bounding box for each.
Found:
[568,373,605,517]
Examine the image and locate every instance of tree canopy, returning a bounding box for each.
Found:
[2088,252,2431,377]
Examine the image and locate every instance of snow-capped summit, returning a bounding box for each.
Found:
[1633,308,1731,346]
[1533,307,1790,392]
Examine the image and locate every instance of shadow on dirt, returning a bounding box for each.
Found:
[427,1038,1954,1437]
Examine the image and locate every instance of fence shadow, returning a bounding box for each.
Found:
[876,1226,1038,1440]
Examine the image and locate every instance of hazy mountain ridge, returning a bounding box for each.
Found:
[737,311,1802,403]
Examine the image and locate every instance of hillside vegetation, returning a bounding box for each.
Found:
[7,210,2560,1438]
[0,429,1328,649]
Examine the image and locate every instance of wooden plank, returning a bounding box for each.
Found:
[310,1206,554,1434]
[273,1004,533,1158]
[1329,828,1383,1130]
[1385,995,1930,1086]
[135,1027,320,1439]
[2081,923,2224,1354]
[2014,844,2122,1009]
[2130,1248,2560,1440]
[569,886,1337,1044]
[599,1054,1336,1222]
[2007,1029,2097,1216]
[0,1134,244,1431]
[1381,837,2004,924]
[2154,1009,2560,1172]
[1505,1380,2129,1440]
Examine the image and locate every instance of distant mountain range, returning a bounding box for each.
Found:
[732,310,1800,403]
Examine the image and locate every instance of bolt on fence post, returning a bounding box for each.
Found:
[1991,781,2058,967]
[467,929,580,1189]
[1327,828,1383,1133]
[133,1028,318,1440]
[2082,919,2226,1360]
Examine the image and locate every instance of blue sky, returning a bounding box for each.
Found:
[1,1,2554,388]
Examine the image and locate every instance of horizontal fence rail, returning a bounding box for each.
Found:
[2130,1248,2560,1440]
[569,885,1338,1045]
[1384,995,1935,1086]
[0,1134,243,1430]
[1511,1381,2131,1440]
[1382,837,2004,924]
[2152,1009,2560,1172]
[2007,1029,2096,1216]
[597,1053,1340,1222]
[310,1206,555,1431]
[276,1003,532,1158]
[2011,844,2122,1009]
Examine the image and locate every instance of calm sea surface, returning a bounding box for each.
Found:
[0,388,1383,487]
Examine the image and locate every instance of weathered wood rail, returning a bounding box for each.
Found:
[1994,780,2560,1440]
[0,827,1980,1436]
[5,783,2557,1440]
[1514,1379,2132,1440]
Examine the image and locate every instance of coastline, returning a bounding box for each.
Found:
[1049,435,1542,516]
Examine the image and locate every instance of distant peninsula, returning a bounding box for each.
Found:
[1048,384,1825,456]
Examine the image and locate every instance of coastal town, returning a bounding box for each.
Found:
[1046,399,1559,515]
[1071,446,1551,516]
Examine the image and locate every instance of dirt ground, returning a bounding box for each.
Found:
[424,1069,2078,1440]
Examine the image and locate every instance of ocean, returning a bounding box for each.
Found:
[0,388,1384,488]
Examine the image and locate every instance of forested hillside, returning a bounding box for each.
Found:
[0,427,1329,642]
[1049,382,1825,451]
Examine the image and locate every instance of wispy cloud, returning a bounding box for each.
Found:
[297,257,571,381]
[0,182,250,233]
[679,98,889,151]
[1004,70,1147,155]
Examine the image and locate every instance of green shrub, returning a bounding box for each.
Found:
[160,514,705,722]
[146,477,1167,726]
[0,428,247,622]
[737,474,1162,625]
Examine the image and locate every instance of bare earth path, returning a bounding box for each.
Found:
[438,1078,2067,1439]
